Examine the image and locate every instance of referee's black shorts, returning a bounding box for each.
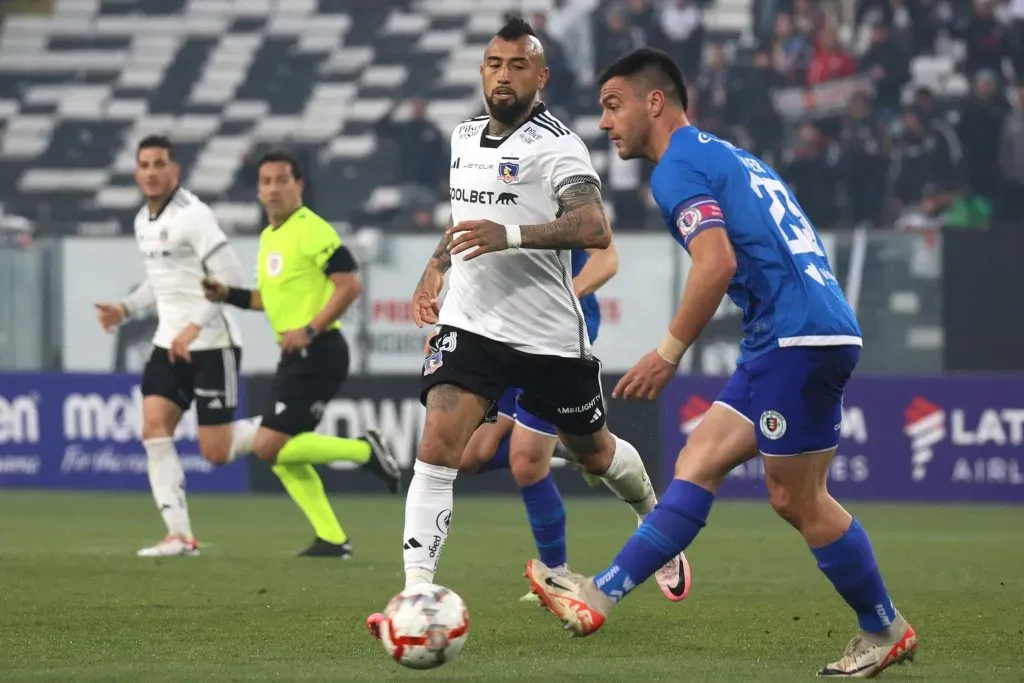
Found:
[261,330,349,436]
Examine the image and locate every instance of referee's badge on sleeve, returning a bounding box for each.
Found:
[267,252,284,277]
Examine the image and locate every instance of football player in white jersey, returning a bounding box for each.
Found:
[95,135,260,557]
[366,18,691,629]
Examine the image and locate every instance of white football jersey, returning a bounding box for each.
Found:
[132,188,241,350]
[441,104,599,358]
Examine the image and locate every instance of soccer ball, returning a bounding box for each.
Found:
[379,584,469,670]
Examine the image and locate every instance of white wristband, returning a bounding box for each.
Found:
[505,224,522,249]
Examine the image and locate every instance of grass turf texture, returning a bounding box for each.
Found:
[1,492,1021,682]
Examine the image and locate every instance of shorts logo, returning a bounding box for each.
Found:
[759,410,787,440]
[266,252,284,277]
[310,401,326,420]
[497,161,520,184]
[423,330,457,376]
[677,208,702,237]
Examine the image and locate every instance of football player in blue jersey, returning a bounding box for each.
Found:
[524,48,917,678]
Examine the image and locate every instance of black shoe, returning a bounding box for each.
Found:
[298,537,353,558]
[362,428,402,494]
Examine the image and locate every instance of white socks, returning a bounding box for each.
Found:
[600,436,658,521]
[228,417,261,461]
[143,437,193,539]
[402,459,458,588]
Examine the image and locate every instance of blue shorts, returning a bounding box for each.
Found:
[497,387,558,437]
[715,346,859,456]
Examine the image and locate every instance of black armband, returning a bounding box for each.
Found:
[323,245,358,275]
[225,287,253,309]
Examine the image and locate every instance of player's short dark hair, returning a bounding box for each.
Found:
[598,48,689,111]
[137,134,175,160]
[496,15,536,41]
[258,150,303,181]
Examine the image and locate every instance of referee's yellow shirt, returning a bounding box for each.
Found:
[256,206,343,340]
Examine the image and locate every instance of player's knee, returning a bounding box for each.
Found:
[564,429,615,474]
[418,432,463,470]
[251,432,282,464]
[509,449,548,486]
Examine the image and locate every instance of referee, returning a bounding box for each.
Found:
[203,150,400,558]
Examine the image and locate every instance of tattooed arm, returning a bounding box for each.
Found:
[520,179,612,250]
[411,217,453,327]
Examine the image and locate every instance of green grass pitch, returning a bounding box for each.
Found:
[1,492,1021,681]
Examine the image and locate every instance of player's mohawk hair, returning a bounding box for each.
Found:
[598,48,689,111]
[496,15,536,41]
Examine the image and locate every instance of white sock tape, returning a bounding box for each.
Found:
[505,224,522,249]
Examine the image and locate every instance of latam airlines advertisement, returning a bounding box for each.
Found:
[659,375,1024,502]
[0,373,248,491]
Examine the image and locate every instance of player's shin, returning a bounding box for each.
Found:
[402,459,457,587]
[593,479,713,603]
[275,432,371,465]
[520,473,567,570]
[595,436,658,520]
[272,463,347,544]
[812,518,898,633]
[143,437,193,539]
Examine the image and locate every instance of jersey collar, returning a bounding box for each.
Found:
[269,204,306,231]
[479,102,548,149]
[148,186,180,221]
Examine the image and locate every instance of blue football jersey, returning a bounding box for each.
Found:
[649,126,861,362]
[571,248,601,344]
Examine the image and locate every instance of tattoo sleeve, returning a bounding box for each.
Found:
[520,179,611,250]
[425,217,454,275]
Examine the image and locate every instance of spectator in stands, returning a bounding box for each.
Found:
[998,85,1024,218]
[781,120,841,227]
[791,0,823,36]
[529,12,575,109]
[731,46,785,164]
[838,92,889,227]
[859,22,911,117]
[549,0,595,85]
[657,0,705,77]
[952,0,1008,77]
[696,44,737,126]
[807,25,857,84]
[374,98,447,204]
[595,7,646,76]
[625,0,667,48]
[889,105,962,211]
[771,12,813,84]
[957,70,1009,200]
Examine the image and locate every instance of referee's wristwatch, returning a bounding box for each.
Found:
[303,325,318,342]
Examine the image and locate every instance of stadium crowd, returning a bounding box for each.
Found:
[378,0,1024,233]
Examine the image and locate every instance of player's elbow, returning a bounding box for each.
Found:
[334,272,363,301]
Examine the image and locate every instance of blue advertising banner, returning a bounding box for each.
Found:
[0,372,248,491]
[659,375,1024,502]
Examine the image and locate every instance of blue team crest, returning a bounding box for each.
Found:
[497,161,520,184]
[423,351,443,375]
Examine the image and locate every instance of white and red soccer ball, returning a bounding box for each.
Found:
[379,584,469,670]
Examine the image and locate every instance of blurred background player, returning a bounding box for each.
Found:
[375,17,662,619]
[525,49,917,679]
[202,151,401,557]
[95,135,260,558]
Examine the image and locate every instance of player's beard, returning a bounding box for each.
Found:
[485,90,535,128]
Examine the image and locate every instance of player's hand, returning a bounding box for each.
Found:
[423,329,438,356]
[95,302,126,333]
[612,350,678,401]
[201,277,227,302]
[411,270,443,327]
[169,323,201,364]
[280,328,311,354]
[446,219,508,261]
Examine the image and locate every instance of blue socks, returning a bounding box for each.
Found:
[812,519,897,633]
[475,435,510,473]
[520,474,567,568]
[594,479,714,602]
